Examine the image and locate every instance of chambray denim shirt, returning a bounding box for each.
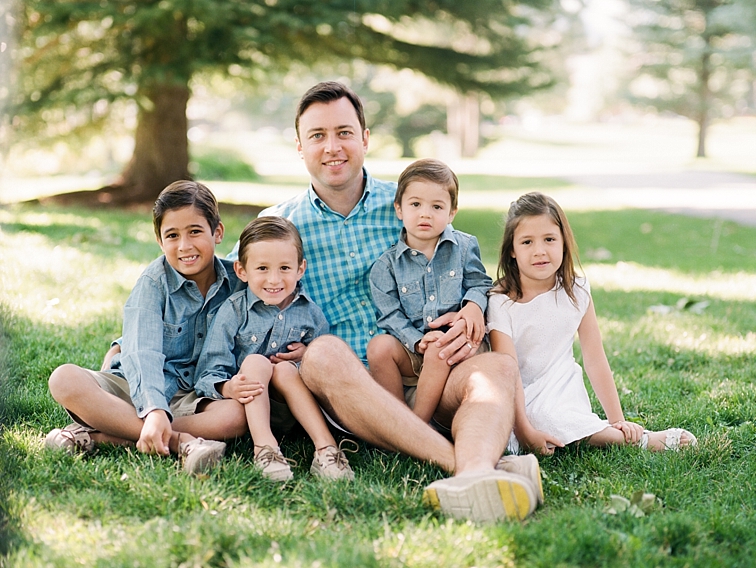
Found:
[194,284,329,399]
[108,256,241,420]
[228,169,402,362]
[370,226,492,352]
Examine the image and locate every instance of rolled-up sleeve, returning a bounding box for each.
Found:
[461,235,493,313]
[195,299,242,399]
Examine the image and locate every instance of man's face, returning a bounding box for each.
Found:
[295,97,369,195]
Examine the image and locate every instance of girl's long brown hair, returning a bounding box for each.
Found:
[492,192,581,305]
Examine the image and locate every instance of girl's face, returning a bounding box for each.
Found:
[511,214,563,289]
[234,239,305,309]
[157,206,223,283]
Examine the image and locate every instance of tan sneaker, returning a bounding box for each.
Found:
[44,424,96,454]
[423,470,537,523]
[495,454,544,505]
[179,437,226,475]
[311,439,358,480]
[254,445,295,482]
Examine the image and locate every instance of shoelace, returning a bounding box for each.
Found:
[254,445,297,468]
[60,427,92,450]
[319,438,359,469]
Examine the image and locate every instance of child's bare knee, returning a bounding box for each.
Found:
[239,353,272,380]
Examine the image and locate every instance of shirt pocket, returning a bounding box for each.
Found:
[397,279,424,320]
[287,327,311,345]
[163,320,191,360]
[235,330,268,353]
[439,270,463,307]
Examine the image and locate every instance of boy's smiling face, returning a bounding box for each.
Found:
[157,206,223,285]
[234,238,305,309]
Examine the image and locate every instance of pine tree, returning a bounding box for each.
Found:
[625,0,755,157]
[8,0,557,204]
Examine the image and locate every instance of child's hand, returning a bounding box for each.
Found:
[611,420,644,445]
[221,373,265,404]
[137,410,172,456]
[270,342,305,364]
[520,425,564,456]
[416,331,445,355]
[452,302,485,345]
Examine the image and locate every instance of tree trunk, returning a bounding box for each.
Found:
[100,83,191,205]
[696,38,712,158]
[447,92,480,158]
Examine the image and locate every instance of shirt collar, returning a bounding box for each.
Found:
[164,256,228,294]
[308,168,372,216]
[395,225,457,258]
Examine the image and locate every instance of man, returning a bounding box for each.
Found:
[236,81,548,522]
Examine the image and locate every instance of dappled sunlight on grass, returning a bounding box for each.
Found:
[0,231,144,325]
[585,262,756,302]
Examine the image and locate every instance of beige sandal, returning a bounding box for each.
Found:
[639,428,697,451]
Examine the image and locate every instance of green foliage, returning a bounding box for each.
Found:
[9,0,559,142]
[624,0,756,154]
[2,201,756,566]
[191,148,259,182]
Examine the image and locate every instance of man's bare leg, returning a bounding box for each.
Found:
[434,352,517,474]
[300,335,456,473]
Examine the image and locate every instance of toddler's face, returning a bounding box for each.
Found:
[395,180,457,246]
[235,238,305,309]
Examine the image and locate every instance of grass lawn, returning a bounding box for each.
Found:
[1,195,755,567]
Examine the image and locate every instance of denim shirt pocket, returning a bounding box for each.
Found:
[439,270,463,307]
[236,330,266,351]
[163,320,190,361]
[287,327,310,345]
[398,279,424,319]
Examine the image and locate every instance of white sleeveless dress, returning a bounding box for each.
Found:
[486,277,609,452]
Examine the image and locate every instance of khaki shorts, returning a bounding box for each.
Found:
[69,370,297,434]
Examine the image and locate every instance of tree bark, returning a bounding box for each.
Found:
[447,92,480,158]
[696,38,712,158]
[100,83,191,205]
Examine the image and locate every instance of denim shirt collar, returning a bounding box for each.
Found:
[243,282,310,310]
[308,168,372,218]
[395,225,458,259]
[164,256,231,297]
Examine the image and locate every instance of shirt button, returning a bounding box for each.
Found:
[271,342,278,348]
[449,270,455,276]
[401,287,407,293]
[426,316,432,323]
[278,314,283,320]
[355,279,359,285]
[350,252,356,258]
[429,295,435,301]
[251,335,257,342]
[411,251,417,256]
[301,331,306,337]
[427,267,431,273]
[361,301,366,306]
[369,330,375,336]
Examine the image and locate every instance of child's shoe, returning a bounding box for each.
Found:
[495,454,544,504]
[310,439,358,480]
[44,423,96,454]
[639,428,697,451]
[179,437,226,475]
[254,445,295,482]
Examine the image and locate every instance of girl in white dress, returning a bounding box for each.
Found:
[487,192,697,455]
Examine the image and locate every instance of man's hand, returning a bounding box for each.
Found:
[269,342,305,364]
[428,312,480,366]
[220,373,265,404]
[137,410,172,456]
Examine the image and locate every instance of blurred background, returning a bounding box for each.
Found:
[1,0,754,207]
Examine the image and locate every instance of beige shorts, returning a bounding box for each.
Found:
[69,370,297,434]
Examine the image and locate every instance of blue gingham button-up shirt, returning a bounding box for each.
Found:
[369,226,492,352]
[194,285,329,398]
[229,169,402,362]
